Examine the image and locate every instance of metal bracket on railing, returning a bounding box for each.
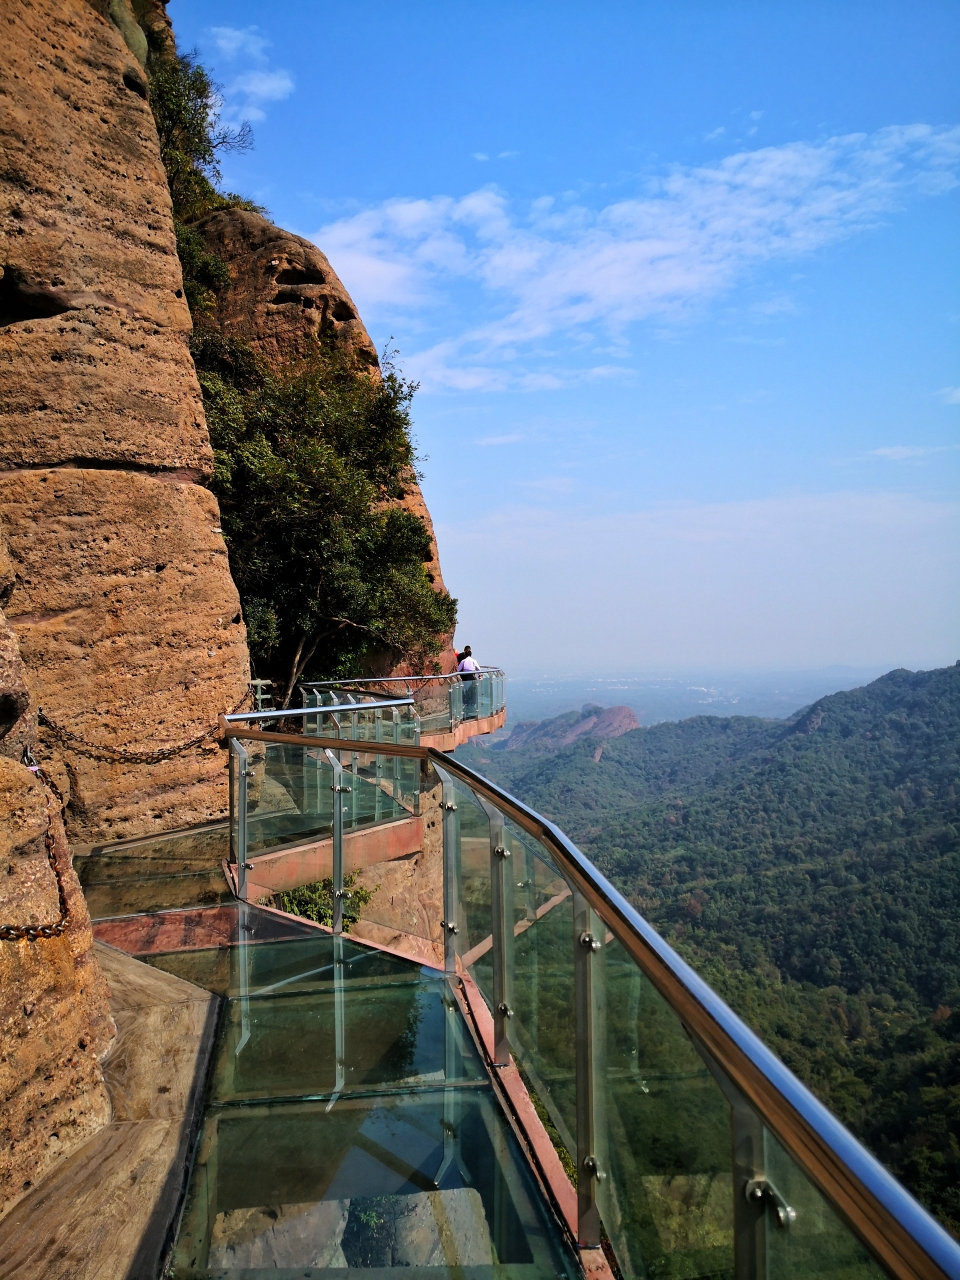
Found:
[493,845,510,858]
[582,1155,606,1183]
[579,930,601,952]
[746,1179,796,1228]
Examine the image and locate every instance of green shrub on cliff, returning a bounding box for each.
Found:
[192,332,457,700]
[278,873,376,931]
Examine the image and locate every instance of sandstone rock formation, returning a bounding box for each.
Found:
[196,209,380,369]
[195,208,457,674]
[0,575,113,1220]
[0,0,250,841]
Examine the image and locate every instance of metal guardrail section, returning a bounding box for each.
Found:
[219,717,960,1280]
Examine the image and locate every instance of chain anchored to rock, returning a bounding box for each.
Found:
[37,690,251,765]
[0,748,70,943]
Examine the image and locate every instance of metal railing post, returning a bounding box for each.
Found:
[229,738,251,901]
[236,898,252,1056]
[574,888,607,1249]
[328,932,346,1110]
[436,768,460,975]
[478,797,514,1065]
[324,748,348,935]
[695,1042,769,1280]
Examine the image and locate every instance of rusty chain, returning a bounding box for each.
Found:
[37,690,251,764]
[2,691,250,941]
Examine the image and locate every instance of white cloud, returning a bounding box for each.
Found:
[871,445,954,460]
[938,386,960,404]
[437,491,960,671]
[498,150,520,159]
[209,25,270,61]
[312,124,960,390]
[205,25,293,126]
[473,152,490,162]
[476,433,524,445]
[230,69,295,102]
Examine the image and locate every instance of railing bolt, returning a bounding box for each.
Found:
[582,1155,605,1182]
[497,1002,513,1017]
[494,845,510,858]
[746,1178,796,1228]
[579,930,601,952]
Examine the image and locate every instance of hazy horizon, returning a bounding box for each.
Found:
[497,664,911,728]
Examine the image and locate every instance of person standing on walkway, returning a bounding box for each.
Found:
[457,646,481,716]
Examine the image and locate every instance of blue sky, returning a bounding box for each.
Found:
[170,0,960,675]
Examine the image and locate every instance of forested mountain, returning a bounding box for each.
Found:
[459,664,960,1233]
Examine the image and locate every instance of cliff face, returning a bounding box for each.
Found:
[196,208,458,675]
[0,0,250,841]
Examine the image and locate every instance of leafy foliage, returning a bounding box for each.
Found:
[278,873,376,931]
[148,51,254,224]
[193,332,457,697]
[461,664,960,1231]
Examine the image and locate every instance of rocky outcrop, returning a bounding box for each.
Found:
[195,209,380,369]
[0,0,250,841]
[195,207,457,673]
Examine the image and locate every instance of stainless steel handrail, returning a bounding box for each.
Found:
[224,700,414,723]
[218,720,960,1280]
[301,667,505,685]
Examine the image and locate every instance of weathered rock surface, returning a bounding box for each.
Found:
[2,468,248,840]
[0,754,114,1222]
[0,1,210,473]
[195,208,380,369]
[0,0,250,841]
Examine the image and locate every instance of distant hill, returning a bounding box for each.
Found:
[459,664,960,1232]
[499,703,638,754]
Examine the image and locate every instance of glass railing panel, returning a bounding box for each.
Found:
[412,679,455,734]
[599,935,735,1280]
[246,743,334,855]
[451,779,494,962]
[498,819,578,1166]
[461,674,481,721]
[343,764,434,948]
[245,743,418,859]
[762,1130,885,1280]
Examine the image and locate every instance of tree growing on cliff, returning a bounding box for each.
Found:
[193,333,457,701]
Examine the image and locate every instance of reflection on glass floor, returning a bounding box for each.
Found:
[144,906,578,1279]
[75,823,232,920]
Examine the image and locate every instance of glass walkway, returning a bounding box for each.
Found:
[69,689,960,1280]
[117,903,578,1279]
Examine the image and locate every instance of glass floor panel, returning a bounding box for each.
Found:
[142,907,578,1280]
